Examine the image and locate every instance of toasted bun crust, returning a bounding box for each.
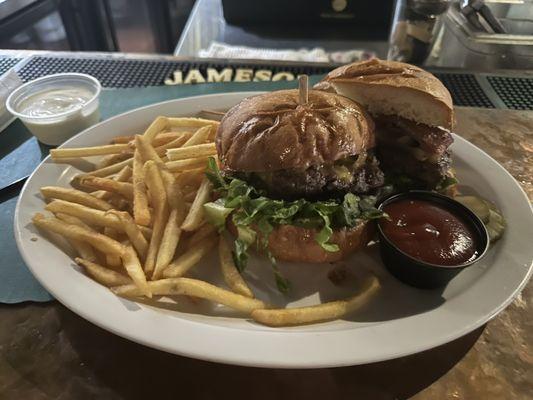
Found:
[264,220,373,263]
[314,59,454,129]
[216,89,375,172]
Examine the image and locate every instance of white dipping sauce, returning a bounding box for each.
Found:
[13,84,100,146]
[19,87,93,117]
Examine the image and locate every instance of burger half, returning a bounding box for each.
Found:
[204,89,385,289]
[315,59,456,191]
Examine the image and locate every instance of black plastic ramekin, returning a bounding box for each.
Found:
[377,191,490,289]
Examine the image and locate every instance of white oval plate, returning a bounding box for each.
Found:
[14,92,533,368]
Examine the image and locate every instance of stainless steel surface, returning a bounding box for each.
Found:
[174,0,389,60]
[0,0,40,20]
[426,2,533,70]
[451,2,533,42]
[460,0,507,33]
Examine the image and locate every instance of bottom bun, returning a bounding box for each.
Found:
[264,220,374,263]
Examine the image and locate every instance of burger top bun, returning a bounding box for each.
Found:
[314,59,454,130]
[216,89,375,172]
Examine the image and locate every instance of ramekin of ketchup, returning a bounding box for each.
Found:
[377,191,489,289]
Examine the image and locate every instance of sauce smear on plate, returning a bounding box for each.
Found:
[380,199,478,266]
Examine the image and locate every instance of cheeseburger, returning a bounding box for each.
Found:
[315,59,456,190]
[204,89,385,285]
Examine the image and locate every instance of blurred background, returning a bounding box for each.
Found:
[1,0,532,70]
[0,0,195,53]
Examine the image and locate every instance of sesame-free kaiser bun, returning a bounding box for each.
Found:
[216,89,375,172]
[314,58,454,130]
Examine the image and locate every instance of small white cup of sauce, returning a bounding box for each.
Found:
[6,73,101,145]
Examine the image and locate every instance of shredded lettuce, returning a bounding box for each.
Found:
[203,199,233,232]
[203,157,384,291]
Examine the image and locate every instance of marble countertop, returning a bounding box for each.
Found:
[0,107,531,399]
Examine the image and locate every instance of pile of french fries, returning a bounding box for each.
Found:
[32,116,379,327]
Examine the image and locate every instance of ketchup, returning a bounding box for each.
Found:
[380,199,478,266]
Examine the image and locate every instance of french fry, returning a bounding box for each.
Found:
[104,227,122,267]
[186,223,216,248]
[33,214,125,256]
[121,245,151,297]
[78,176,133,200]
[135,134,164,166]
[112,131,187,146]
[183,189,198,202]
[96,152,132,169]
[111,134,136,144]
[219,236,253,298]
[70,239,97,262]
[45,199,123,231]
[153,208,183,280]
[181,177,212,231]
[84,157,133,178]
[165,157,210,173]
[175,168,205,187]
[139,225,152,240]
[108,211,148,260]
[54,212,96,231]
[41,186,113,211]
[181,125,212,147]
[151,167,187,279]
[132,149,151,226]
[143,161,169,276]
[111,134,140,144]
[90,190,107,199]
[167,117,219,129]
[167,129,196,135]
[108,196,130,211]
[143,116,168,142]
[163,235,216,278]
[51,144,130,159]
[166,143,217,161]
[251,276,380,327]
[252,302,346,327]
[46,201,147,254]
[108,165,133,181]
[152,131,191,147]
[153,134,191,156]
[112,277,265,314]
[75,258,132,287]
[160,168,185,210]
[55,214,107,263]
[92,165,132,200]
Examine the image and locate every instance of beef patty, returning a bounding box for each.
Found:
[374,115,453,186]
[229,152,384,200]
[378,146,452,186]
